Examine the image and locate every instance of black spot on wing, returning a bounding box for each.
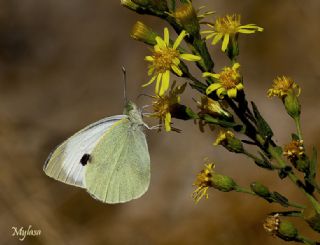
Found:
[80,153,91,166]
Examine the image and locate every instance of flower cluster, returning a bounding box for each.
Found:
[125,1,319,243]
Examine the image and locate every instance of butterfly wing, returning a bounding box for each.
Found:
[84,119,150,203]
[43,115,126,188]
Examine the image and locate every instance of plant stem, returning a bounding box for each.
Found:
[295,116,303,140]
[268,145,320,214]
[297,235,318,245]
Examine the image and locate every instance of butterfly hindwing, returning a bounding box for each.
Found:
[84,118,150,203]
[43,115,126,187]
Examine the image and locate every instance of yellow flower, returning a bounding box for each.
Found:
[195,96,232,118]
[283,139,304,161]
[263,214,280,235]
[150,82,186,132]
[214,130,235,146]
[204,63,243,99]
[202,14,263,51]
[267,76,301,98]
[192,161,215,203]
[144,28,201,96]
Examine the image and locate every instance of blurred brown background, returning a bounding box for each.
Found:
[1,0,320,244]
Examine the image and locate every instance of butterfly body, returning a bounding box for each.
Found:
[44,101,150,203]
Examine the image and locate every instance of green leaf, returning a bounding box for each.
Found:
[203,114,242,130]
[251,102,273,138]
[254,152,273,170]
[185,107,199,119]
[272,192,289,207]
[278,166,292,179]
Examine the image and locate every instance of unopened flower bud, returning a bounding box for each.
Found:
[284,92,301,119]
[173,3,199,35]
[277,220,298,241]
[214,130,244,153]
[211,173,237,192]
[250,182,271,198]
[131,21,157,45]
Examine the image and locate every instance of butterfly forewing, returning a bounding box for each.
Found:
[84,118,150,203]
[43,115,126,187]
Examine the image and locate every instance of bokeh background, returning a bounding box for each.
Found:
[1,0,320,244]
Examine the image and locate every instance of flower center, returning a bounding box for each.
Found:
[153,96,170,117]
[273,77,293,92]
[219,68,240,89]
[214,14,241,34]
[152,48,179,73]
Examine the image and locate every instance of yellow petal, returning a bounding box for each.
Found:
[221,34,229,52]
[155,73,162,94]
[212,33,223,45]
[165,113,172,131]
[159,70,170,96]
[206,83,222,94]
[147,67,154,76]
[180,53,201,61]
[204,33,215,40]
[203,72,220,79]
[164,27,169,46]
[145,56,154,61]
[216,87,225,98]
[236,83,244,90]
[154,45,161,52]
[171,65,183,76]
[201,30,214,34]
[155,36,166,49]
[232,62,240,70]
[238,29,256,34]
[143,75,156,87]
[173,30,187,49]
[173,58,180,65]
[227,88,237,98]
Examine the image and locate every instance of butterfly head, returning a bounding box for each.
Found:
[124,100,144,125]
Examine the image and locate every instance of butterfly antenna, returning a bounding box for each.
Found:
[122,66,128,105]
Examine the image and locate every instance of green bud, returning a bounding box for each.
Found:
[130,21,158,46]
[173,3,199,36]
[284,92,301,119]
[214,131,244,153]
[211,173,237,192]
[132,0,168,11]
[226,137,244,153]
[277,220,298,241]
[250,182,271,198]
